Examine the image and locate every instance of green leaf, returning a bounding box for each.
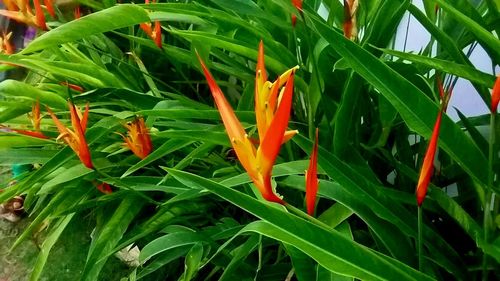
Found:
[183,243,204,281]
[81,195,144,281]
[121,139,192,178]
[22,5,150,54]
[0,80,67,109]
[167,169,434,280]
[378,48,496,87]
[30,214,75,281]
[432,0,500,63]
[308,12,488,187]
[140,231,207,263]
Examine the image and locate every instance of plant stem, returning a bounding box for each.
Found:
[418,205,423,271]
[482,113,496,280]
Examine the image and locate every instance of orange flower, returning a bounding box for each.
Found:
[0,31,15,55]
[139,0,162,49]
[415,79,452,206]
[416,111,442,206]
[121,117,153,159]
[0,0,47,30]
[305,128,319,215]
[197,43,298,204]
[74,5,81,19]
[43,0,55,18]
[291,0,303,27]
[255,41,299,145]
[96,182,112,194]
[60,81,84,92]
[29,100,42,131]
[47,102,93,169]
[343,0,358,40]
[491,75,500,113]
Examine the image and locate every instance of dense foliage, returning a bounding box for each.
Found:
[0,0,499,280]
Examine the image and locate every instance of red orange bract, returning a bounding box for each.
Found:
[306,128,319,215]
[491,75,500,113]
[47,102,93,169]
[121,117,153,160]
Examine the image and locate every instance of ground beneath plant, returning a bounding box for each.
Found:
[0,217,130,281]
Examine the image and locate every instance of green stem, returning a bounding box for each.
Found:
[418,206,423,271]
[482,113,496,280]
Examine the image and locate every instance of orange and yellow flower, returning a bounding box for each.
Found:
[121,117,153,159]
[0,100,48,139]
[139,0,162,49]
[305,128,319,215]
[0,0,48,30]
[0,31,15,55]
[415,78,452,206]
[198,41,298,204]
[47,102,93,169]
[343,0,358,40]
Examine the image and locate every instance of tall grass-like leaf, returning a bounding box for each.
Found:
[307,12,488,187]
[432,0,500,63]
[81,195,144,281]
[29,214,75,281]
[22,5,150,54]
[167,168,434,280]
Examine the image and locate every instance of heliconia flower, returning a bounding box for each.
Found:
[0,0,48,30]
[197,45,298,204]
[96,182,112,194]
[139,0,162,49]
[291,0,303,27]
[305,128,319,216]
[491,75,500,113]
[60,81,84,92]
[343,0,358,40]
[29,100,42,131]
[416,110,442,206]
[43,0,55,18]
[47,102,93,169]
[415,78,453,206]
[0,31,14,55]
[74,5,81,19]
[255,41,299,146]
[120,117,153,159]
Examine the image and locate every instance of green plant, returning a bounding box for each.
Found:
[0,0,499,280]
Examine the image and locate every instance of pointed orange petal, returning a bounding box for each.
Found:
[80,103,89,133]
[46,106,68,136]
[43,0,56,18]
[258,70,296,177]
[198,52,259,180]
[69,102,93,169]
[197,53,247,144]
[139,22,152,36]
[306,128,319,215]
[33,0,48,30]
[416,110,442,206]
[154,21,162,49]
[96,182,112,194]
[0,10,30,24]
[255,41,268,139]
[343,0,353,39]
[31,100,41,131]
[282,129,298,144]
[138,117,153,157]
[0,125,49,139]
[74,5,81,19]
[491,75,500,113]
